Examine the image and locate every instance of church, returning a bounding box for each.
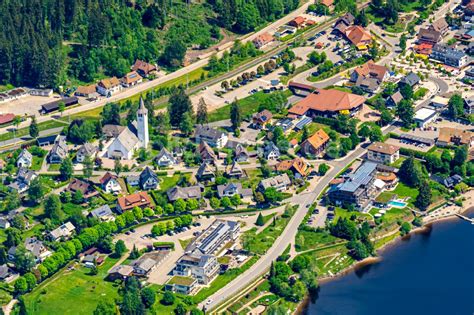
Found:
[106,98,149,160]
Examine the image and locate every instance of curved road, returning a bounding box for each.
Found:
[201,145,366,311]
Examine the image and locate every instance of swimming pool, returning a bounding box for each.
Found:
[388,200,407,208]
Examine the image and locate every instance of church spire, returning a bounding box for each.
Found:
[137,97,147,115]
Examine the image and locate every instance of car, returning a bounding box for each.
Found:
[306,204,310,208]
[130,229,136,233]
[125,231,131,235]
[206,299,213,305]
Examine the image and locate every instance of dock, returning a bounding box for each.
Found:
[455,214,474,224]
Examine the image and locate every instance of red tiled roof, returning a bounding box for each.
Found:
[117,191,152,211]
[288,89,366,115]
[0,113,15,125]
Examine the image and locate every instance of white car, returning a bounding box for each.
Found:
[206,299,213,305]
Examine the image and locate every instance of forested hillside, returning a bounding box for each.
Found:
[0,0,299,88]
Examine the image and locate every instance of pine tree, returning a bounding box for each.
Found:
[83,155,94,179]
[230,99,242,131]
[29,116,39,139]
[196,98,208,124]
[256,213,264,226]
[415,181,431,211]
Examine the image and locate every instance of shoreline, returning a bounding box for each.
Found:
[296,202,474,314]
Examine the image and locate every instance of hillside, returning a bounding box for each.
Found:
[0,0,299,88]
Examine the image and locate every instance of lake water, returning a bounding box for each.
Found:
[302,213,474,315]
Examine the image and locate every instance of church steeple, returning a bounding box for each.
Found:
[136,97,149,149]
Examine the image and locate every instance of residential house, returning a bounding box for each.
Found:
[17,149,32,168]
[344,25,372,49]
[260,142,280,160]
[232,144,249,163]
[217,183,252,199]
[139,167,159,190]
[350,60,389,92]
[196,141,217,164]
[194,125,228,148]
[288,16,306,28]
[288,89,366,117]
[76,143,97,163]
[108,265,134,281]
[132,257,157,276]
[428,18,449,35]
[252,32,274,49]
[49,222,75,241]
[431,43,469,68]
[75,84,98,98]
[275,157,312,179]
[173,254,220,284]
[300,129,330,157]
[252,109,273,129]
[436,127,473,147]
[121,71,143,88]
[258,174,291,192]
[0,265,14,282]
[196,162,216,182]
[0,218,10,229]
[417,28,442,44]
[65,178,99,200]
[132,59,158,78]
[89,205,115,222]
[328,161,377,209]
[155,148,176,167]
[185,220,240,256]
[97,77,122,97]
[126,175,140,187]
[165,276,198,295]
[117,191,153,212]
[465,95,474,115]
[100,172,122,194]
[433,174,463,188]
[225,161,244,178]
[47,136,68,164]
[399,72,421,88]
[386,91,404,108]
[430,95,450,109]
[8,237,52,263]
[367,142,400,164]
[320,0,334,7]
[9,168,37,193]
[334,12,355,33]
[167,186,202,202]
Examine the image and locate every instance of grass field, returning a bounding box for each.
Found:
[24,257,120,315]
[0,120,68,142]
[392,182,419,205]
[295,230,339,252]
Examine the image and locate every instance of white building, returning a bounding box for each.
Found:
[17,149,32,168]
[367,142,400,165]
[106,98,149,159]
[414,107,438,128]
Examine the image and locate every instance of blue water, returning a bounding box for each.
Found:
[388,200,407,207]
[303,213,474,315]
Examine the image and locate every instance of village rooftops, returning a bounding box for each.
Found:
[337,161,377,193]
[117,191,152,211]
[98,77,120,89]
[167,186,202,201]
[352,60,388,82]
[288,89,365,116]
[344,25,372,47]
[437,127,473,146]
[367,142,400,155]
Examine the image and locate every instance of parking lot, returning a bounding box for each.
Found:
[0,94,59,117]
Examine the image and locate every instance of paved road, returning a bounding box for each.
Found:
[201,145,366,311]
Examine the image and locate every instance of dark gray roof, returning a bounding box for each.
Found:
[400,72,420,87]
[139,167,158,183]
[432,43,467,61]
[194,125,226,142]
[90,205,113,219]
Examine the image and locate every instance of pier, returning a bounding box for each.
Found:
[455,214,474,224]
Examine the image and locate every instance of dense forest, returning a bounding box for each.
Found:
[0,0,299,88]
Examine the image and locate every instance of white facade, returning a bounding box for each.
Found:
[103,178,122,194]
[137,98,149,149]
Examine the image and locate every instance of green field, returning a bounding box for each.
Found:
[295,230,339,252]
[392,182,419,205]
[0,120,68,142]
[24,257,120,315]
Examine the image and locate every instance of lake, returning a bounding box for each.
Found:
[303,213,474,315]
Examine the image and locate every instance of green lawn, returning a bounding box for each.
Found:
[208,90,292,122]
[392,182,419,204]
[295,230,339,252]
[0,120,68,142]
[31,156,45,171]
[334,207,372,222]
[24,257,121,315]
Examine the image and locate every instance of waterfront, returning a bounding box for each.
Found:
[303,214,474,315]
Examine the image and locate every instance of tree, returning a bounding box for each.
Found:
[210,197,220,209]
[369,125,383,142]
[399,34,407,51]
[14,245,36,274]
[380,109,394,126]
[196,98,208,124]
[14,277,28,294]
[415,181,432,211]
[174,199,187,213]
[58,101,65,116]
[180,112,194,136]
[396,99,414,127]
[399,156,423,187]
[44,195,64,222]
[356,9,368,27]
[400,222,412,236]
[29,116,39,139]
[264,188,283,204]
[221,197,232,209]
[93,300,116,315]
[235,3,259,33]
[102,103,121,125]
[114,159,122,176]
[348,240,369,260]
[5,228,22,247]
[83,155,94,179]
[114,240,127,257]
[230,99,242,130]
[318,163,329,176]
[59,158,73,181]
[168,89,193,127]
[399,83,413,100]
[256,213,265,226]
[28,177,45,203]
[162,39,186,68]
[161,291,176,305]
[447,94,464,119]
[141,287,156,308]
[453,145,468,167]
[301,125,310,142]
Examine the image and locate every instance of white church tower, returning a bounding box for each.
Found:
[137,97,149,149]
